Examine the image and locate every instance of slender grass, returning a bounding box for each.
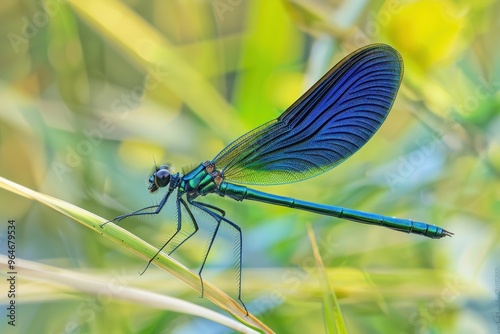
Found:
[307,224,348,334]
[0,176,273,333]
[0,255,260,334]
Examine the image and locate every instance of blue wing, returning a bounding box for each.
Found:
[212,44,403,185]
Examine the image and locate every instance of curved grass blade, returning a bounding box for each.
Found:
[0,255,259,334]
[307,224,348,334]
[0,176,273,333]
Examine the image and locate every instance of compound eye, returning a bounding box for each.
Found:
[155,168,171,188]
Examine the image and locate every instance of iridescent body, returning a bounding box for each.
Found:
[106,44,452,312]
[181,162,449,238]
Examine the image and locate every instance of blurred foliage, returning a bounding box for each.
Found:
[0,0,499,333]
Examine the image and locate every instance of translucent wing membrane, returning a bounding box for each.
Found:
[212,44,403,185]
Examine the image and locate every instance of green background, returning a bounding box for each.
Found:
[1,0,499,333]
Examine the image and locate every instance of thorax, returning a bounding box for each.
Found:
[179,161,224,199]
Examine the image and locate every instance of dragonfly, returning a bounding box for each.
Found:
[105,44,452,313]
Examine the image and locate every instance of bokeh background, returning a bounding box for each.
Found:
[1,0,499,333]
